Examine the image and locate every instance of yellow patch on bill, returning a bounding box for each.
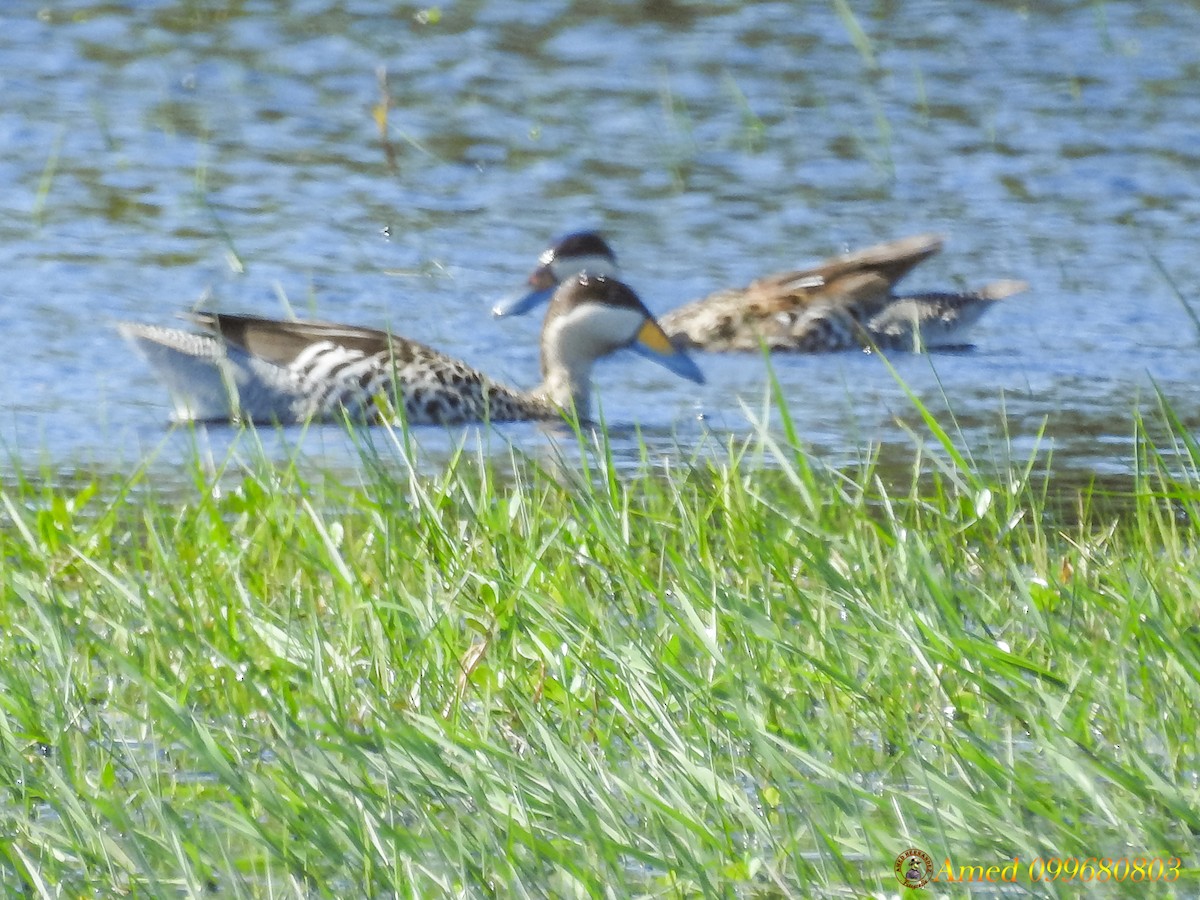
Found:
[636,320,675,355]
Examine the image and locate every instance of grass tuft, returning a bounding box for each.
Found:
[0,393,1197,894]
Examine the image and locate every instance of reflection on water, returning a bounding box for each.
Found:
[1,0,1198,483]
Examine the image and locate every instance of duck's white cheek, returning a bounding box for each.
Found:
[579,305,644,348]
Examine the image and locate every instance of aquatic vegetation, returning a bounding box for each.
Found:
[0,393,1196,896]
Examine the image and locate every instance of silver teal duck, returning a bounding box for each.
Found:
[495,231,1026,352]
[119,273,704,425]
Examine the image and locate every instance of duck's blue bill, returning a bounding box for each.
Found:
[492,286,554,318]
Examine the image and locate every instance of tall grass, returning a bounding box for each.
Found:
[0,393,1197,896]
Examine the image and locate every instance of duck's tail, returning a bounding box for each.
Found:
[117,321,268,423]
[976,279,1029,301]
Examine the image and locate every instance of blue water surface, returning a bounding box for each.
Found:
[1,0,1198,480]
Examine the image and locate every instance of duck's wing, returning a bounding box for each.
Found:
[188,312,414,367]
[754,231,945,301]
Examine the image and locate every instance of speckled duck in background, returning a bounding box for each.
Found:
[495,232,1026,352]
